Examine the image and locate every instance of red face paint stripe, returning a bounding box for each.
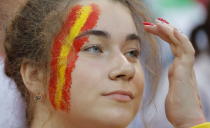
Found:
[81,4,100,32]
[61,37,88,111]
[49,40,62,108]
[60,45,77,110]
[60,4,100,111]
[49,5,82,109]
[61,5,83,38]
[54,6,92,110]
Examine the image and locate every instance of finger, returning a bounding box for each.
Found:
[143,19,195,58]
[155,20,180,47]
[144,21,182,56]
[174,28,195,56]
[144,19,179,46]
[143,23,175,44]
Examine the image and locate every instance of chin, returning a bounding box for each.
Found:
[92,105,137,128]
[67,103,138,128]
[68,97,140,128]
[103,115,133,127]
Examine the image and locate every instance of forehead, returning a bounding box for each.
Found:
[73,0,138,37]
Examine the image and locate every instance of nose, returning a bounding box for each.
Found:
[108,54,135,81]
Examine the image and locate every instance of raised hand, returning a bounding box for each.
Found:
[143,18,206,128]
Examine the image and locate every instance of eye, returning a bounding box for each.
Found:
[83,45,103,54]
[125,49,140,58]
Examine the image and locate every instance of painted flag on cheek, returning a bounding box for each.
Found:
[49,4,100,111]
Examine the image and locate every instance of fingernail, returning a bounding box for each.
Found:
[143,22,154,26]
[157,18,169,24]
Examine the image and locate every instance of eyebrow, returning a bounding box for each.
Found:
[76,30,141,42]
[76,30,110,39]
[126,34,141,42]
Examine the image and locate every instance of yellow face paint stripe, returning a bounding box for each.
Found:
[54,5,93,108]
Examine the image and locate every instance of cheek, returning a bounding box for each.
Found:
[133,65,145,98]
[69,56,108,107]
[71,55,108,90]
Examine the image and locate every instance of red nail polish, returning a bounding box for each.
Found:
[143,22,154,26]
[157,18,169,24]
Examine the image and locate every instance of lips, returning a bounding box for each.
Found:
[102,90,134,102]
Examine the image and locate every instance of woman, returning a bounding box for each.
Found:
[3,0,209,127]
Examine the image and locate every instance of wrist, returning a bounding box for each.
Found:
[174,116,206,128]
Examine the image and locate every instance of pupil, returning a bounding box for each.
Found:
[94,47,98,51]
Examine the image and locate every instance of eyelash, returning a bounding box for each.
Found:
[125,49,140,58]
[82,45,140,58]
[83,45,103,54]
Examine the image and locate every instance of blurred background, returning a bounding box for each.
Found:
[1,0,210,128]
[146,0,207,67]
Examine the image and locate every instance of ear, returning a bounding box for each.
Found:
[20,60,46,96]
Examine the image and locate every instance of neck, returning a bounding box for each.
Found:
[30,103,70,128]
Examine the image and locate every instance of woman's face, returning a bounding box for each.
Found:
[50,0,144,127]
